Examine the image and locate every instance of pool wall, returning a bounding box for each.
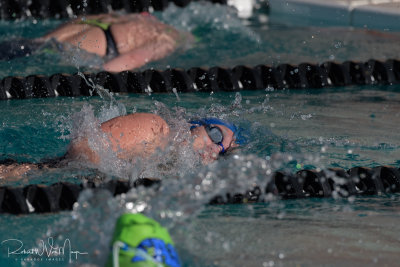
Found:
[267,0,400,31]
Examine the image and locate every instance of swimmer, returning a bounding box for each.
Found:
[0,113,243,180]
[0,13,192,72]
[106,213,181,267]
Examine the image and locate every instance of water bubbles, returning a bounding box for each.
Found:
[222,241,230,251]
[132,201,147,213]
[263,261,275,267]
[334,41,343,49]
[44,189,122,264]
[276,211,286,220]
[176,211,183,217]
[347,195,356,203]
[172,88,180,101]
[258,14,268,23]
[205,232,213,243]
[300,114,312,120]
[160,1,260,42]
[125,202,134,210]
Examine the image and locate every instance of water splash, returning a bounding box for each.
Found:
[77,72,127,121]
[40,189,122,266]
[160,2,260,42]
[40,152,278,264]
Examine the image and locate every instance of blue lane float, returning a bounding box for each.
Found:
[1,165,400,214]
[1,59,400,100]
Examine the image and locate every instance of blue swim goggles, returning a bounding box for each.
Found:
[190,117,247,154]
[204,124,226,154]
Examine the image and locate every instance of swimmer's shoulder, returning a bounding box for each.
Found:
[101,113,170,135]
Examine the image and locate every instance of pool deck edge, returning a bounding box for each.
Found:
[267,0,400,31]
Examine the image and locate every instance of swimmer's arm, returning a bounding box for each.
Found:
[0,157,64,181]
[103,47,152,72]
[0,163,38,180]
[103,39,176,72]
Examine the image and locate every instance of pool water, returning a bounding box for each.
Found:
[1,2,400,77]
[0,2,400,267]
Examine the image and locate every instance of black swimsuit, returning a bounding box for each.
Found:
[103,27,119,57]
[79,19,119,58]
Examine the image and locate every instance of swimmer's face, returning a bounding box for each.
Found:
[191,125,238,163]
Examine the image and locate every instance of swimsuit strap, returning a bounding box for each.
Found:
[77,19,119,57]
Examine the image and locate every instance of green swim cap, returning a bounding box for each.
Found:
[106,213,180,267]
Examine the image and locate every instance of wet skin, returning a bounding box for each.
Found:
[40,13,192,72]
[67,113,171,163]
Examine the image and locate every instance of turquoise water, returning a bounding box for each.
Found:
[1,88,400,266]
[1,2,400,267]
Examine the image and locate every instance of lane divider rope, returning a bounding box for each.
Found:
[1,59,399,100]
[0,0,227,20]
[1,165,399,214]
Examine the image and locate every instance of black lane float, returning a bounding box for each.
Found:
[1,59,400,100]
[1,165,400,215]
[0,0,227,20]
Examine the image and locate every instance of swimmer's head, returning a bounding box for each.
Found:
[190,118,245,162]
